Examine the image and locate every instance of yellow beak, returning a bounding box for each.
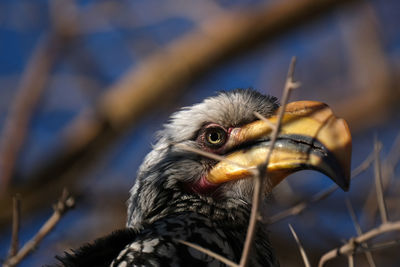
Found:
[206,101,352,191]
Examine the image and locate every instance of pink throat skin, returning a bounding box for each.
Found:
[190,175,219,195]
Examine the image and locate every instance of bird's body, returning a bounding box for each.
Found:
[57,178,277,267]
[54,89,351,267]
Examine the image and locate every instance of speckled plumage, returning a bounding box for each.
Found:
[54,89,280,267]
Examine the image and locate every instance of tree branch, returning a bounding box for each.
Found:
[3,189,75,267]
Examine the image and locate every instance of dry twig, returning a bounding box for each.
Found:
[373,137,388,224]
[362,132,400,225]
[176,239,239,267]
[3,189,75,267]
[288,224,311,267]
[7,195,21,258]
[175,144,256,174]
[345,198,376,267]
[318,220,400,267]
[240,56,298,267]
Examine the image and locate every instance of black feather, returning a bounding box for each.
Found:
[52,229,136,267]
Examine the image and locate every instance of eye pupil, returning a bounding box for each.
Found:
[210,132,220,142]
[204,127,226,147]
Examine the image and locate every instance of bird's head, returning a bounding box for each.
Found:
[127,89,351,228]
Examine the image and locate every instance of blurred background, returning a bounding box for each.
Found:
[0,0,399,266]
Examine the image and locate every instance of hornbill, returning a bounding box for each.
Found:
[55,89,351,266]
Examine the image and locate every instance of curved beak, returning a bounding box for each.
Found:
[206,101,352,191]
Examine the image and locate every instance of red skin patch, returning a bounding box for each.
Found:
[190,175,219,195]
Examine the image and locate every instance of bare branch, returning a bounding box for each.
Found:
[253,111,277,131]
[318,221,400,267]
[7,195,21,258]
[175,144,257,175]
[176,239,239,267]
[355,239,400,254]
[3,189,75,267]
[345,198,376,267]
[240,56,298,267]
[288,224,311,267]
[373,137,388,224]
[362,131,400,226]
[0,0,78,192]
[348,254,354,267]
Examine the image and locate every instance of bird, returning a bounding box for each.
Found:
[54,89,352,267]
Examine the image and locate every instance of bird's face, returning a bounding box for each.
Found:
[127,90,351,228]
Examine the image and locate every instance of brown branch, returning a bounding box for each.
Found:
[318,221,400,267]
[0,0,78,192]
[3,189,75,267]
[267,148,375,224]
[347,254,354,267]
[373,138,388,224]
[176,239,239,267]
[355,239,400,254]
[0,0,358,227]
[345,198,376,267]
[175,144,256,173]
[288,224,311,267]
[7,195,21,258]
[239,56,298,267]
[0,35,59,192]
[362,131,400,226]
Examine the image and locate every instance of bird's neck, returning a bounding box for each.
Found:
[129,187,251,231]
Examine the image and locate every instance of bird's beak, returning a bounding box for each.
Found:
[206,101,352,191]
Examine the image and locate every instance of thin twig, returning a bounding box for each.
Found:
[7,195,21,258]
[362,132,400,226]
[176,239,239,267]
[373,137,388,224]
[175,143,257,175]
[253,111,277,131]
[318,221,400,267]
[345,198,376,267]
[348,254,354,267]
[355,239,400,254]
[240,57,298,267]
[288,224,311,267]
[267,148,375,224]
[3,189,75,267]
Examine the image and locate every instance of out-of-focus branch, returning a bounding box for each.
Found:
[336,3,399,132]
[3,189,75,267]
[0,0,78,192]
[372,138,388,224]
[0,0,358,226]
[8,195,21,258]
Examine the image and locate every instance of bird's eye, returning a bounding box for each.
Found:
[204,127,227,147]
